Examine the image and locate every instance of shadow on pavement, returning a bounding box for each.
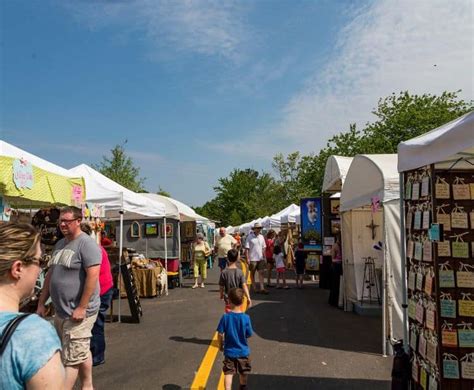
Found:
[246,282,383,355]
[169,336,213,345]
[243,374,390,390]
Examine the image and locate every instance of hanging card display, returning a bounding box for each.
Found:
[414,242,423,261]
[408,298,417,320]
[407,239,414,259]
[428,223,442,242]
[414,210,422,230]
[410,325,419,351]
[416,299,425,324]
[441,322,458,347]
[422,241,432,262]
[426,307,436,330]
[443,354,460,379]
[451,232,469,258]
[471,183,474,200]
[458,323,474,348]
[440,294,456,318]
[471,212,474,229]
[419,366,427,390]
[437,241,451,257]
[418,332,427,358]
[460,353,474,380]
[424,271,433,296]
[416,268,424,291]
[457,263,474,288]
[459,293,474,317]
[451,205,468,229]
[405,175,413,199]
[406,210,413,230]
[412,182,420,201]
[421,176,430,197]
[452,177,471,200]
[439,263,455,288]
[426,337,437,365]
[412,357,419,382]
[422,210,431,230]
[428,374,438,390]
[435,176,450,199]
[408,268,416,291]
[436,212,451,231]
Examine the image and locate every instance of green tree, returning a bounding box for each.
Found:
[94,142,146,192]
[156,186,171,197]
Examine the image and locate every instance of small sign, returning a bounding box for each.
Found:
[442,329,458,347]
[13,158,34,189]
[458,329,474,348]
[71,185,83,202]
[443,358,459,379]
[459,300,474,317]
[428,223,442,242]
[440,299,456,318]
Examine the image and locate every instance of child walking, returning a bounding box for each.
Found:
[219,249,252,312]
[273,245,289,289]
[294,242,307,289]
[217,288,253,390]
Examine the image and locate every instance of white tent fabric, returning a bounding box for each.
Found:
[340,154,399,212]
[322,156,354,193]
[69,164,166,218]
[141,193,209,222]
[281,208,300,224]
[263,204,300,228]
[339,153,402,355]
[398,111,474,172]
[1,140,77,177]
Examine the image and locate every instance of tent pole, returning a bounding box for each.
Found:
[118,192,124,323]
[164,217,168,272]
[399,173,409,352]
[178,220,182,287]
[382,211,387,357]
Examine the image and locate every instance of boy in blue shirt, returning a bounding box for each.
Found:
[217,287,253,390]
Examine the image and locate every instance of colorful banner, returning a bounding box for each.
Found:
[300,197,322,250]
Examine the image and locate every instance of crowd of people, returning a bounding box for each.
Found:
[0,207,114,390]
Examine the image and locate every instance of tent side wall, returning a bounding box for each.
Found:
[118,219,179,259]
[383,199,403,341]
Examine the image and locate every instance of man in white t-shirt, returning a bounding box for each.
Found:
[214,227,237,272]
[245,223,267,294]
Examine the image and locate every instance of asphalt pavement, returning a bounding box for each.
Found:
[92,264,392,390]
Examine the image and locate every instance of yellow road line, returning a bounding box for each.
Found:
[190,259,250,390]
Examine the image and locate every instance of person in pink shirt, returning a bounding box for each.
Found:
[80,224,114,366]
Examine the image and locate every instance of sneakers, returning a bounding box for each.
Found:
[200,283,205,288]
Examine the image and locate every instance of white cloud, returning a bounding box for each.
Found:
[62,0,251,63]
[209,0,473,157]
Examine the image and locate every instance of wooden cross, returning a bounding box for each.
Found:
[366,219,379,240]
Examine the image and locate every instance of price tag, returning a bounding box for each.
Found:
[408,299,417,320]
[426,339,437,365]
[406,211,413,230]
[410,327,418,351]
[422,210,430,229]
[416,271,424,291]
[408,270,416,291]
[418,333,427,358]
[424,274,433,296]
[412,358,419,382]
[429,374,438,390]
[420,366,427,390]
[414,242,423,261]
[416,301,424,324]
[414,211,422,230]
[407,240,414,259]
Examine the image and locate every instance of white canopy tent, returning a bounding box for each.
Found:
[340,154,402,356]
[263,204,300,229]
[322,156,354,193]
[69,164,167,322]
[397,111,474,351]
[281,208,301,225]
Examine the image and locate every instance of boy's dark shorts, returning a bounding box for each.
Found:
[218,257,228,270]
[249,260,266,272]
[223,356,251,375]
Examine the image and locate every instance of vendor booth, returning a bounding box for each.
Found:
[398,111,474,389]
[340,154,402,356]
[321,156,354,292]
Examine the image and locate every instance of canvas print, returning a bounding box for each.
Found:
[300,197,322,250]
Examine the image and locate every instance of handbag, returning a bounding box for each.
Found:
[0,313,32,356]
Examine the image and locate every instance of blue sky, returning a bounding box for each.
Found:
[1,0,472,206]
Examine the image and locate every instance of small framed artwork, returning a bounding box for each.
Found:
[184,222,195,239]
[144,222,158,236]
[131,221,141,238]
[330,199,340,214]
[331,219,341,234]
[160,223,173,238]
